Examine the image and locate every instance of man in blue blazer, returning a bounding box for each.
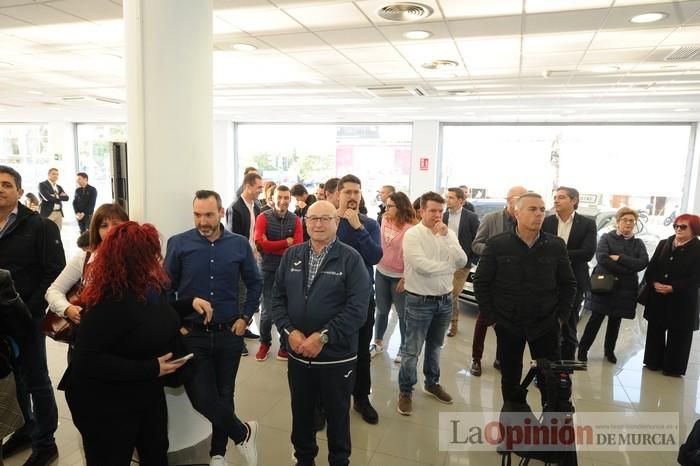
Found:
[542,186,597,360]
[443,187,479,337]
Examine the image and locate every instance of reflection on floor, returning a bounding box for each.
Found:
[5,302,698,466]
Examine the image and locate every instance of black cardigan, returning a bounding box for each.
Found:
[643,236,700,331]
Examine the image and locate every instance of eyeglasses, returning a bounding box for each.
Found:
[306,215,336,224]
[619,218,636,224]
[673,224,689,231]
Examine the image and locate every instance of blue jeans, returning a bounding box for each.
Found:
[184,328,247,456]
[14,317,58,451]
[398,293,452,394]
[374,270,406,351]
[260,270,285,350]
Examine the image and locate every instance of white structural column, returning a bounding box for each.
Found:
[124,0,213,239]
[123,0,213,453]
[686,123,700,214]
[409,120,440,199]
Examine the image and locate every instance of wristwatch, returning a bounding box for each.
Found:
[355,224,365,231]
[319,329,329,344]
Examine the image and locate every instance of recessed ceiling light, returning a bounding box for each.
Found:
[27,90,43,95]
[675,108,690,112]
[422,60,459,70]
[403,30,432,40]
[231,43,257,52]
[590,65,620,73]
[629,12,668,24]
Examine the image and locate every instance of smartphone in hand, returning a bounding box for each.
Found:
[168,353,194,364]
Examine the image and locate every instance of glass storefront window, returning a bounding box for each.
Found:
[0,124,49,201]
[76,124,126,206]
[236,123,412,218]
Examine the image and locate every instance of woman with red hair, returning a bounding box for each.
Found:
[643,213,700,377]
[61,222,211,465]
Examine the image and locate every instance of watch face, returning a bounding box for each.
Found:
[320,333,329,344]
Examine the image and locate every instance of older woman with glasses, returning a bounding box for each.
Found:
[642,214,700,377]
[578,207,649,364]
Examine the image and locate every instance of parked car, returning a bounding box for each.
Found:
[470,198,506,221]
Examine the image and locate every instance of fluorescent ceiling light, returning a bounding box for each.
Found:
[629,12,668,24]
[590,65,620,73]
[27,90,44,95]
[231,43,257,52]
[403,30,432,40]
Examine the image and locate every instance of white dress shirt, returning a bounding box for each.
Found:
[447,207,462,236]
[45,249,92,316]
[556,211,575,244]
[403,222,468,296]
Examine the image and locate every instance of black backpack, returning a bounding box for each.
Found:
[679,419,700,465]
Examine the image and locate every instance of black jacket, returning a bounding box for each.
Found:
[643,236,700,331]
[0,269,33,377]
[226,196,261,238]
[272,240,371,363]
[73,185,97,216]
[443,207,480,265]
[38,180,69,218]
[542,213,597,293]
[473,229,577,340]
[0,203,65,317]
[585,231,648,319]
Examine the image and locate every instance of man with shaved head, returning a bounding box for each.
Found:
[273,200,371,466]
[468,185,528,377]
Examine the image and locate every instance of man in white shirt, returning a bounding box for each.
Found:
[397,192,467,416]
[38,168,69,230]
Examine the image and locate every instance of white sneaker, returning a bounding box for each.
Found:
[210,455,228,466]
[369,343,384,358]
[236,421,258,466]
[394,353,402,364]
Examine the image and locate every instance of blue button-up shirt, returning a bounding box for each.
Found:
[164,225,262,324]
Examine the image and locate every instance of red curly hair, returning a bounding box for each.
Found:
[675,213,700,236]
[80,221,170,307]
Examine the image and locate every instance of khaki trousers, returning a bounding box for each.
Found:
[48,211,63,230]
[451,267,469,323]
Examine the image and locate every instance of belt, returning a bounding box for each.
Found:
[405,291,451,301]
[188,321,234,332]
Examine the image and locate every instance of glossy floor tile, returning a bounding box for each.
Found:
[4,302,697,465]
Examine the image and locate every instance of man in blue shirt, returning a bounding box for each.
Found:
[164,190,263,466]
[333,174,382,424]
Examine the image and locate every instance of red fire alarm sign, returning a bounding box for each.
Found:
[419,157,429,171]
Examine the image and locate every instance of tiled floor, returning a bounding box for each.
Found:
[5,300,700,466]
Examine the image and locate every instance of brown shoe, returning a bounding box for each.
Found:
[447,321,457,337]
[423,384,453,404]
[469,359,482,377]
[398,392,413,415]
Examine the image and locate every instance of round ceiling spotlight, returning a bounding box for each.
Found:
[231,43,257,52]
[422,59,459,70]
[403,30,432,40]
[377,3,434,22]
[629,12,668,23]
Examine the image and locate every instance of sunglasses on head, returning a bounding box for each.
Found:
[673,224,688,231]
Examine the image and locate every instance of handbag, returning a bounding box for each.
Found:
[590,273,618,294]
[637,281,650,305]
[41,252,91,344]
[0,372,24,438]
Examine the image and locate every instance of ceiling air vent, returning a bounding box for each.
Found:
[377,2,434,22]
[365,85,426,97]
[665,46,700,62]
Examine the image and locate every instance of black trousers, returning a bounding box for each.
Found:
[288,359,356,466]
[353,296,375,401]
[495,324,560,404]
[579,312,621,355]
[643,324,694,375]
[66,391,168,466]
[78,214,92,233]
[560,289,584,360]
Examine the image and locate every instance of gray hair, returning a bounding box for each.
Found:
[514,192,542,210]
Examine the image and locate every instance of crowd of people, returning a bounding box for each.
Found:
[1,163,699,466]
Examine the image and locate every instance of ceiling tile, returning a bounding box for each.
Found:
[526,0,612,14]
[213,16,241,34]
[397,40,462,63]
[662,25,700,46]
[284,3,370,30]
[525,9,609,34]
[1,3,84,25]
[360,61,416,74]
[523,32,594,54]
[47,0,122,22]
[336,45,403,62]
[288,49,352,66]
[580,47,653,64]
[449,15,522,39]
[216,7,305,33]
[438,0,522,19]
[522,51,584,68]
[590,28,674,50]
[258,32,327,50]
[315,27,386,47]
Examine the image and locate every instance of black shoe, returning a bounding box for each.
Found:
[353,399,379,425]
[313,410,326,432]
[577,349,588,362]
[244,329,259,340]
[241,343,249,356]
[493,359,501,371]
[23,445,58,466]
[1,434,31,458]
[605,352,617,364]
